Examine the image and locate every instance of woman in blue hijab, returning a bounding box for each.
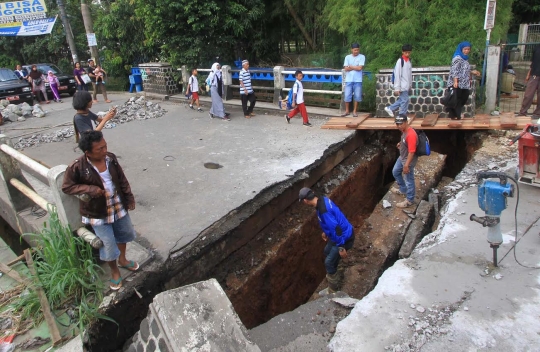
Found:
[446,41,481,119]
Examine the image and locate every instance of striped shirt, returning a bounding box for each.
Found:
[82,156,127,226]
[239,68,253,94]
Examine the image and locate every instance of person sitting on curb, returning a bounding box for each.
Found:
[299,187,354,294]
[391,114,418,208]
[72,91,116,142]
[62,131,139,290]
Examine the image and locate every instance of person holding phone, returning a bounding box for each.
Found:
[72,91,116,141]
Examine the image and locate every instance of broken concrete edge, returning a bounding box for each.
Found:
[126,278,261,352]
[398,200,436,259]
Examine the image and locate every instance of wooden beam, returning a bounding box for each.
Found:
[24,249,63,346]
[346,114,370,128]
[0,262,25,283]
[500,113,517,128]
[421,114,439,127]
[7,253,26,266]
[473,115,490,129]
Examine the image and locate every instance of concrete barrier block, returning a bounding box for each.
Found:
[399,200,435,259]
[151,278,260,352]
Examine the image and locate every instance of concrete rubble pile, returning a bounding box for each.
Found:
[101,96,167,129]
[1,101,44,121]
[13,97,167,149]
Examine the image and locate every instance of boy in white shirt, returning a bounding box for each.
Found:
[285,70,312,127]
[187,68,203,112]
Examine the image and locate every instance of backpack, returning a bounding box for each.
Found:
[415,129,431,156]
[278,82,298,110]
[391,57,411,85]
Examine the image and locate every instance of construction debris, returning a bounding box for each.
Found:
[12,97,167,149]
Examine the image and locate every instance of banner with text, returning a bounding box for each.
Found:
[0,16,56,36]
[0,0,47,23]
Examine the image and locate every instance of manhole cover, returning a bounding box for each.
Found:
[204,162,223,169]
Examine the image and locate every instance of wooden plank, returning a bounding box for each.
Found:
[24,249,63,346]
[473,115,491,128]
[500,113,517,128]
[7,253,26,266]
[0,262,25,283]
[447,119,463,128]
[346,114,370,128]
[421,114,439,127]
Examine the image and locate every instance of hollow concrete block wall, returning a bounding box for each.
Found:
[139,63,179,95]
[375,69,476,118]
[123,279,261,352]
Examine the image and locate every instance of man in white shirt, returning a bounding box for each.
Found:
[285,70,312,127]
[341,43,366,117]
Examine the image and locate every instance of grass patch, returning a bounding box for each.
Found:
[0,207,114,338]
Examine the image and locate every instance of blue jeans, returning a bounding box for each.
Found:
[344,82,362,102]
[91,213,136,261]
[392,157,416,202]
[323,236,354,274]
[389,90,409,115]
[77,83,88,92]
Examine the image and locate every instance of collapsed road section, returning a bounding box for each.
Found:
[86,129,486,352]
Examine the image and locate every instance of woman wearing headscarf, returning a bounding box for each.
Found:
[208,63,230,121]
[446,41,481,119]
[28,65,50,104]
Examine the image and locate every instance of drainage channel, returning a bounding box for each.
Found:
[0,130,483,351]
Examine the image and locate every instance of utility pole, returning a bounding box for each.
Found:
[80,0,99,62]
[56,0,79,64]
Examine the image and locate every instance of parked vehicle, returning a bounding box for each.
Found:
[22,63,77,99]
[0,68,33,105]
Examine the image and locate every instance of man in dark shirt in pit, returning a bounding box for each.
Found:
[517,45,540,119]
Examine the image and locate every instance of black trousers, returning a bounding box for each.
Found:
[447,88,470,119]
[241,93,256,116]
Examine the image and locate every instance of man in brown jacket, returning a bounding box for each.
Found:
[62,130,138,290]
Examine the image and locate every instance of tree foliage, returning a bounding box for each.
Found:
[324,0,514,69]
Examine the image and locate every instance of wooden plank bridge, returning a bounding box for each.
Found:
[321,113,531,131]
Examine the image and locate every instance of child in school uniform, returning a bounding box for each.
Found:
[285,70,312,127]
[187,68,203,112]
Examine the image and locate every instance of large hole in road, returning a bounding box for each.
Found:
[88,129,483,351]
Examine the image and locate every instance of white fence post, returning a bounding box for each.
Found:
[340,69,347,112]
[273,66,284,105]
[485,46,501,113]
[518,24,528,60]
[222,65,232,100]
[181,65,188,94]
[47,165,82,230]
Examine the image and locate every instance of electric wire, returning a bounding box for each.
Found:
[497,175,540,269]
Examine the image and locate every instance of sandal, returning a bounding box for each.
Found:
[340,113,350,117]
[109,277,122,290]
[245,115,251,119]
[119,260,139,271]
[352,113,358,117]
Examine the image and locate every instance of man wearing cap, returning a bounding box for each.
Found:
[87,59,111,103]
[239,60,256,119]
[299,187,354,293]
[341,43,366,117]
[391,114,418,208]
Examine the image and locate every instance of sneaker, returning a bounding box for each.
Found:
[285,114,290,124]
[189,105,194,110]
[197,108,203,112]
[225,112,231,117]
[391,187,405,197]
[303,122,313,127]
[209,113,214,119]
[223,117,231,121]
[384,106,394,117]
[396,200,413,208]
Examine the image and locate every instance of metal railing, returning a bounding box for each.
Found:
[0,135,103,248]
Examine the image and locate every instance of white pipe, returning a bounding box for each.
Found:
[76,227,103,249]
[282,70,341,76]
[10,178,50,211]
[0,144,49,178]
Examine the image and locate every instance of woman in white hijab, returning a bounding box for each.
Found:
[208,62,230,121]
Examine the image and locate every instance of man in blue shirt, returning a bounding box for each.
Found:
[342,43,365,117]
[299,187,354,293]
